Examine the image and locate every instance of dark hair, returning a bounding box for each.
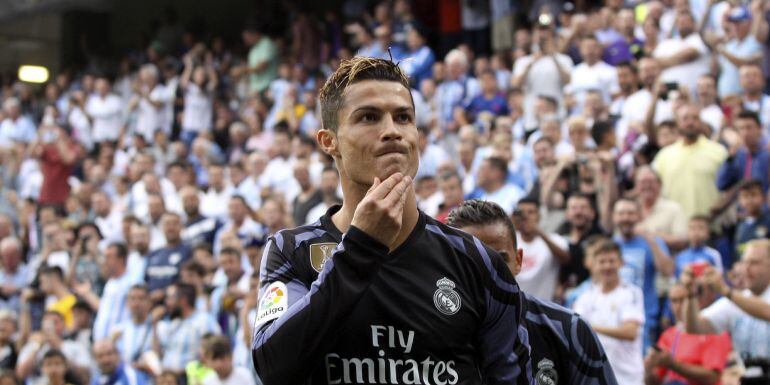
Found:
[616,61,637,74]
[689,215,710,224]
[107,242,128,259]
[446,200,517,249]
[129,284,149,294]
[181,260,206,277]
[657,120,677,131]
[42,349,67,363]
[175,283,197,308]
[485,157,509,180]
[739,179,764,194]
[40,266,64,281]
[219,247,241,259]
[72,300,93,314]
[736,110,761,127]
[206,335,233,359]
[438,171,461,184]
[591,120,614,145]
[321,166,339,175]
[319,56,412,133]
[589,238,622,260]
[517,197,540,209]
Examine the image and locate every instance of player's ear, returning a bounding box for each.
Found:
[317,128,339,157]
[514,249,523,275]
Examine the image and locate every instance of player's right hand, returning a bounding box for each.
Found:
[351,172,412,250]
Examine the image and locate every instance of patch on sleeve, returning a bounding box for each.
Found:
[255,281,288,328]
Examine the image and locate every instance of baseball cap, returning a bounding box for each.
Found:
[727,6,751,22]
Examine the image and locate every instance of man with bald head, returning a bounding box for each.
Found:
[180,185,220,247]
[0,237,30,312]
[652,104,727,217]
[92,339,149,385]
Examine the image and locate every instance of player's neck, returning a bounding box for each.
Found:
[333,190,420,251]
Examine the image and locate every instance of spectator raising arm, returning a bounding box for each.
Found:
[703,266,770,321]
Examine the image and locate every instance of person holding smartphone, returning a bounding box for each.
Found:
[644,283,732,385]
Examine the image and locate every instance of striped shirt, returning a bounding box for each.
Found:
[113,319,153,364]
[93,272,142,341]
[158,312,221,371]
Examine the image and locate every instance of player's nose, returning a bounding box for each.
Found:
[380,114,403,142]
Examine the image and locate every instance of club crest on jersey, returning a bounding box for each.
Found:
[309,242,338,273]
[433,277,461,315]
[536,358,558,385]
[255,281,288,327]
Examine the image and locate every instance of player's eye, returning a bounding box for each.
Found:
[395,113,412,124]
[360,113,377,123]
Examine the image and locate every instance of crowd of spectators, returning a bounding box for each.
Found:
[1,0,770,384]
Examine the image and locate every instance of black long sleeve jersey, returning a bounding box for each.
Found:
[252,205,533,385]
[522,293,618,385]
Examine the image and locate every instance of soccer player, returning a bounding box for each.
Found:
[447,199,618,385]
[252,57,531,385]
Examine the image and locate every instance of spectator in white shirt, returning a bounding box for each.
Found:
[129,64,166,143]
[468,156,524,214]
[180,52,218,147]
[91,191,123,243]
[653,10,710,95]
[619,57,672,142]
[260,127,299,203]
[0,98,36,149]
[85,76,124,144]
[739,63,770,131]
[695,74,724,134]
[514,197,570,301]
[568,35,618,109]
[512,18,574,131]
[200,164,234,221]
[202,335,258,385]
[573,238,645,385]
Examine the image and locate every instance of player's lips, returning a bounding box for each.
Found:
[374,143,409,157]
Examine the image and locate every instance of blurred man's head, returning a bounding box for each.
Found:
[739,64,765,97]
[447,200,521,275]
[579,35,602,65]
[742,239,770,295]
[533,137,556,168]
[613,199,640,239]
[476,157,508,191]
[638,58,661,88]
[668,283,690,322]
[0,237,22,272]
[104,243,128,277]
[516,198,540,237]
[161,212,182,245]
[736,110,763,150]
[41,349,68,382]
[319,167,340,197]
[127,285,151,321]
[205,336,234,380]
[93,339,121,375]
[588,238,623,286]
[687,216,710,248]
[438,172,464,209]
[676,104,702,141]
[566,194,596,231]
[228,196,250,224]
[129,223,150,254]
[635,166,662,204]
[219,248,243,283]
[180,186,201,217]
[738,179,765,217]
[675,10,696,36]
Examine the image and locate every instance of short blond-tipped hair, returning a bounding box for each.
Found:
[319,56,412,133]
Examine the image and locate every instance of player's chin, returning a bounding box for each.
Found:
[374,158,416,180]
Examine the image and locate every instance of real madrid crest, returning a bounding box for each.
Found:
[433,277,461,315]
[309,243,338,273]
[536,358,558,385]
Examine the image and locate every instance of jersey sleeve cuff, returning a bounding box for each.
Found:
[346,225,390,257]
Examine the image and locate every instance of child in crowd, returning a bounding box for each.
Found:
[675,216,724,279]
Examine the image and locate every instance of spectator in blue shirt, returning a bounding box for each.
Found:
[734,179,770,260]
[91,339,149,385]
[462,70,510,125]
[675,216,724,279]
[397,26,434,86]
[716,111,769,193]
[145,213,192,303]
[612,198,674,350]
